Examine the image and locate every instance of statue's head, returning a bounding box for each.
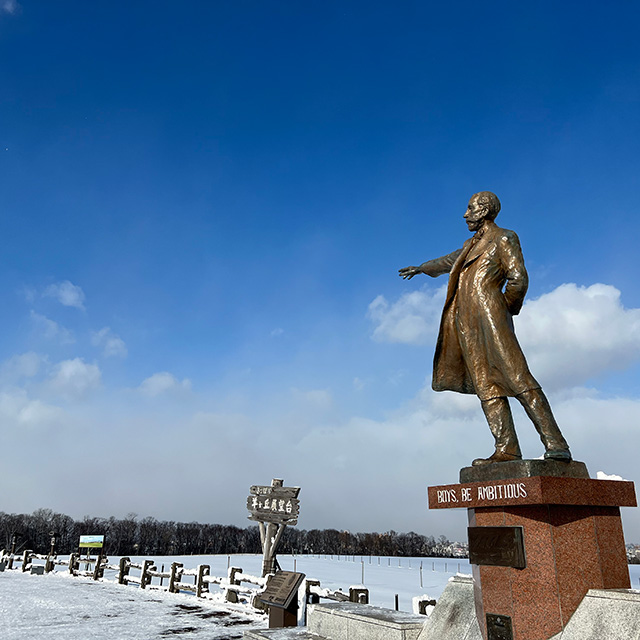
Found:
[465,191,500,231]
[471,191,501,220]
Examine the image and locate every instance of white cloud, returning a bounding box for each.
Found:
[138,372,192,397]
[291,387,333,410]
[2,0,20,15]
[0,388,64,430]
[48,358,101,399]
[368,286,446,345]
[22,286,36,303]
[271,328,284,337]
[43,280,86,310]
[517,283,640,389]
[1,352,42,380]
[30,311,75,344]
[92,327,128,358]
[369,282,640,391]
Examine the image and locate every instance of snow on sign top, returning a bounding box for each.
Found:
[249,485,300,498]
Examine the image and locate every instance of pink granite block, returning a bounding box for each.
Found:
[548,505,603,625]
[472,506,506,527]
[504,506,563,640]
[592,506,631,589]
[478,565,514,623]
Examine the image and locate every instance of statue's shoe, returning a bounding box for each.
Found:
[544,448,572,461]
[472,451,522,466]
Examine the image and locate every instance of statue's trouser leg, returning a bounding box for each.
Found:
[480,397,522,457]
[515,388,570,452]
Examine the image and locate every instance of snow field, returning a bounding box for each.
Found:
[2,554,639,639]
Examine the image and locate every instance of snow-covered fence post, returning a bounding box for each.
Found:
[139,559,155,589]
[168,562,183,593]
[305,579,321,605]
[92,548,106,581]
[69,553,78,575]
[226,566,242,603]
[21,550,32,572]
[196,564,210,598]
[414,596,437,615]
[118,557,131,584]
[349,587,369,604]
[7,534,17,570]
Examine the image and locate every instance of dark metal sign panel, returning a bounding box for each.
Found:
[468,526,526,569]
[260,571,306,609]
[486,614,513,640]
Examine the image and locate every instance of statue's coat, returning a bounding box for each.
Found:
[422,221,540,401]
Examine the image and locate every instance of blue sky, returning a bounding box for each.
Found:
[1,1,640,541]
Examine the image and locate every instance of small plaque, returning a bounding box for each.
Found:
[468,526,526,569]
[260,571,306,609]
[486,613,513,640]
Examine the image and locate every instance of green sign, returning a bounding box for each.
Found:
[79,535,104,548]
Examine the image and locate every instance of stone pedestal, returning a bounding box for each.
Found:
[428,462,637,640]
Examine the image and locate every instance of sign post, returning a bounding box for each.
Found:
[246,478,300,577]
[79,535,105,580]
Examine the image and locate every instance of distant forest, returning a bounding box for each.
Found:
[0,509,460,558]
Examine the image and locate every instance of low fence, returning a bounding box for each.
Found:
[0,549,374,622]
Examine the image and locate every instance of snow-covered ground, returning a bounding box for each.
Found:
[0,569,264,640]
[2,554,639,639]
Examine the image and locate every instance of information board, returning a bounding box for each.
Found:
[79,535,104,549]
[260,571,306,609]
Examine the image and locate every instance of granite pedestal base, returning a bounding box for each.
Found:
[428,461,637,640]
[244,602,426,640]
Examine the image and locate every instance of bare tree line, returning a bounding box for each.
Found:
[0,509,458,558]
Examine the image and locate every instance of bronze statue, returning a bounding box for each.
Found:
[399,191,571,465]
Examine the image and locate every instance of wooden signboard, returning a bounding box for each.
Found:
[261,571,306,609]
[246,495,300,525]
[247,483,300,526]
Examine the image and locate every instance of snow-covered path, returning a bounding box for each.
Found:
[0,570,264,640]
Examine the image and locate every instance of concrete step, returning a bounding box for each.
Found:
[308,602,427,640]
[549,588,640,639]
[418,575,481,640]
[244,629,326,640]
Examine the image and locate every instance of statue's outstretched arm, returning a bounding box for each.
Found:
[399,249,462,280]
